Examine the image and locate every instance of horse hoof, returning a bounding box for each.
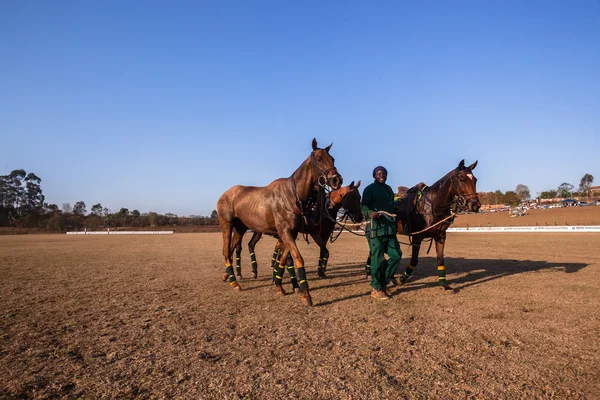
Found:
[275,287,287,296]
[365,275,372,281]
[317,268,327,279]
[441,284,454,292]
[301,293,313,307]
[252,272,258,279]
[230,282,242,291]
[221,273,229,282]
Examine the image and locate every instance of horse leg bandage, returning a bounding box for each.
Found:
[225,264,236,283]
[401,264,415,283]
[250,252,257,276]
[296,265,309,292]
[437,265,446,285]
[319,256,328,272]
[273,264,285,287]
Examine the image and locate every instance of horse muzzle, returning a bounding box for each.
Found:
[352,212,364,223]
[468,199,481,213]
[328,174,342,190]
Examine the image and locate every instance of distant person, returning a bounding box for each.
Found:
[361,166,401,300]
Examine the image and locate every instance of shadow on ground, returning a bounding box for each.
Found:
[310,257,589,306]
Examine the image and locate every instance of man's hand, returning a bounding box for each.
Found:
[370,211,379,219]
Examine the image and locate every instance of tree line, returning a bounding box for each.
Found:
[2,169,596,230]
[478,173,596,207]
[0,169,219,231]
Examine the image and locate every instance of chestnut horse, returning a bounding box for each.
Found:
[216,139,342,306]
[233,181,364,284]
[394,160,481,290]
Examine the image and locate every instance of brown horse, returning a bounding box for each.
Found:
[216,138,342,306]
[233,181,364,284]
[394,160,480,290]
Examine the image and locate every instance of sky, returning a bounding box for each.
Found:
[1,0,599,216]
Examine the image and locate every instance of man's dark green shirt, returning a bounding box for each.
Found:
[361,180,397,237]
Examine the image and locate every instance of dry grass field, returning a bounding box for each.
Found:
[1,209,600,399]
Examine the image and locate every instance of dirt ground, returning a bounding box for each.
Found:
[1,229,599,399]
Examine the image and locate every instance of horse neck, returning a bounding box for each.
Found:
[429,170,456,207]
[290,157,317,202]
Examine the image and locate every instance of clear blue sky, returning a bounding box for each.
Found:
[1,0,599,216]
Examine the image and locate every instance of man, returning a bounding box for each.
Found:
[361,166,402,300]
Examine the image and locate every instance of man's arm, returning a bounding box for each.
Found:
[361,186,378,219]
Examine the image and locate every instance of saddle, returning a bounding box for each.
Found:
[395,182,427,234]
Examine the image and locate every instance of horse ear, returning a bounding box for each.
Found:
[355,180,361,189]
[468,160,478,170]
[312,138,318,151]
[324,142,332,152]
[458,159,465,170]
[349,180,355,188]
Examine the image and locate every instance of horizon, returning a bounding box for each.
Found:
[2,1,599,216]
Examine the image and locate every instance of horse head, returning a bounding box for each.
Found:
[329,180,364,223]
[454,160,481,213]
[311,138,342,190]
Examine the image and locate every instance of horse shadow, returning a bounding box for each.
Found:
[313,257,589,306]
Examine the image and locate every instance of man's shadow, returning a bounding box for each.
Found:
[312,257,589,306]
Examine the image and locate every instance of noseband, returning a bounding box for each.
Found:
[311,152,339,188]
[452,169,479,209]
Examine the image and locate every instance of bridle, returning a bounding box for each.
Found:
[451,169,479,210]
[310,151,340,189]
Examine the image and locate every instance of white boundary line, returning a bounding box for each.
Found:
[447,226,600,233]
[66,231,174,235]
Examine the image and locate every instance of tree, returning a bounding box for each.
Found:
[91,203,104,216]
[539,190,557,199]
[24,173,44,215]
[504,191,519,206]
[44,203,60,213]
[557,183,574,199]
[131,209,141,218]
[119,208,129,215]
[579,174,594,201]
[73,201,87,216]
[62,203,73,213]
[515,184,531,202]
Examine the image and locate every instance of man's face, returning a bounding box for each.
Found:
[375,169,387,184]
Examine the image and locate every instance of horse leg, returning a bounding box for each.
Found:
[273,245,289,296]
[317,246,329,279]
[227,228,246,290]
[400,236,422,285]
[219,218,242,291]
[280,232,312,306]
[235,241,242,278]
[434,236,452,290]
[285,252,299,292]
[271,242,280,270]
[248,232,262,279]
[365,251,372,280]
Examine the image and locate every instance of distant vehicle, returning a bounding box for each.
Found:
[593,200,600,206]
[578,201,589,206]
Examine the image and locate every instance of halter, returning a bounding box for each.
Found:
[451,168,479,210]
[310,151,340,189]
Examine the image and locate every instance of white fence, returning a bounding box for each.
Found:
[447,226,600,233]
[67,231,174,235]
